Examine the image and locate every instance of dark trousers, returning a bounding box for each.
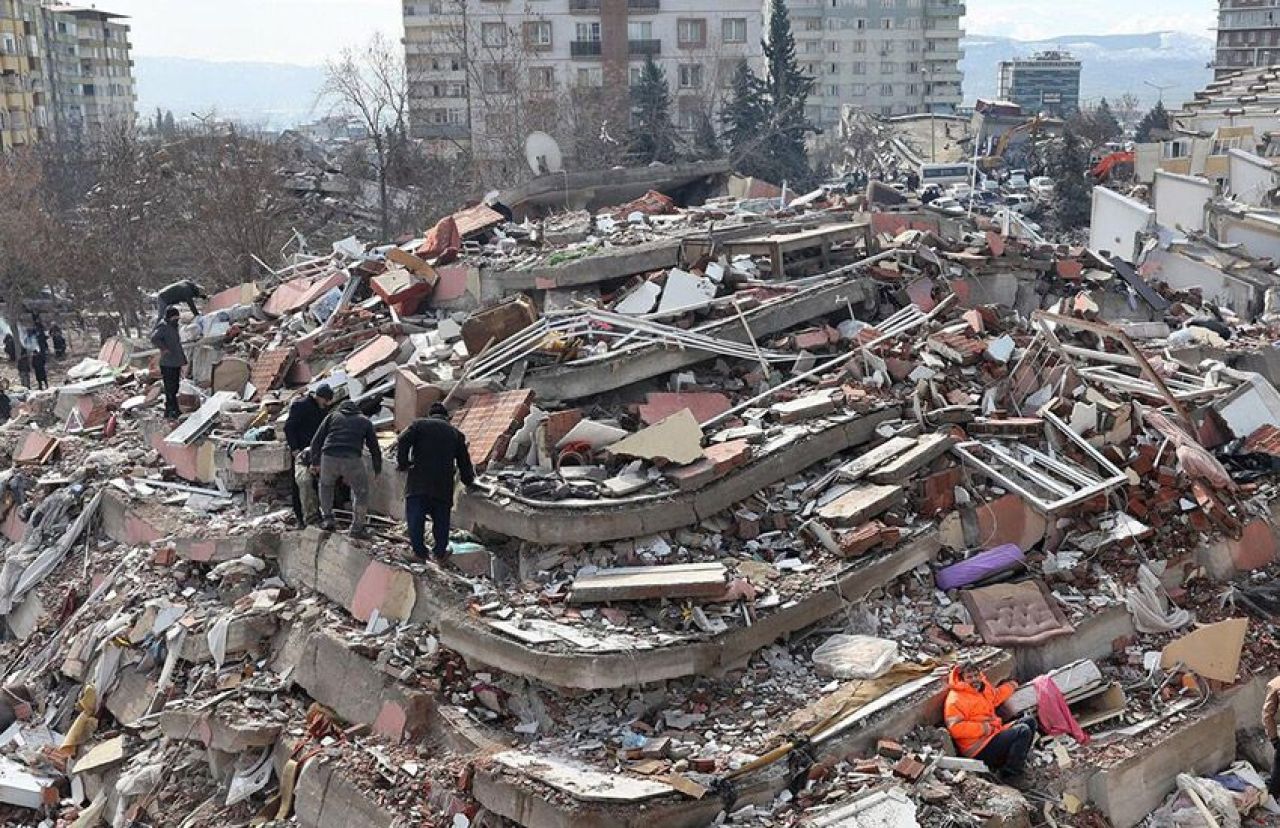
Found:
[1271,743,1280,797]
[405,495,452,559]
[976,720,1035,775]
[160,365,181,417]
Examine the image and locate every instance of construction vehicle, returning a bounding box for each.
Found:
[1090,150,1135,183]
[977,116,1045,172]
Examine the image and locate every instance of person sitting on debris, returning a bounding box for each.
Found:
[309,398,382,540]
[1262,674,1280,799]
[49,324,66,359]
[0,380,11,422]
[944,662,1034,783]
[395,401,476,562]
[284,384,334,526]
[155,279,207,321]
[150,305,187,419]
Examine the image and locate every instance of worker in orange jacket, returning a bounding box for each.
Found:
[944,662,1036,781]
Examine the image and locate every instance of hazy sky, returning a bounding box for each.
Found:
[108,0,1218,65]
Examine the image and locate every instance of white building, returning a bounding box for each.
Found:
[404,0,763,160]
[783,0,965,130]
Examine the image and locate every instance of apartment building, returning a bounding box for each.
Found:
[996,50,1081,116]
[42,5,136,142]
[403,0,764,159]
[0,1,133,151]
[0,0,47,150]
[785,0,965,130]
[1215,0,1280,78]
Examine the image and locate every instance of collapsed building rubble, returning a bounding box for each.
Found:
[3,176,1280,828]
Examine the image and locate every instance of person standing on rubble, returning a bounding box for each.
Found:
[395,402,476,563]
[150,305,187,419]
[944,662,1034,783]
[49,324,66,359]
[154,279,207,321]
[15,347,30,390]
[30,346,47,391]
[310,398,381,540]
[1262,674,1280,798]
[285,384,334,526]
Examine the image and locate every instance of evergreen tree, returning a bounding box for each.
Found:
[1135,101,1171,142]
[627,55,677,164]
[1049,125,1093,230]
[1091,98,1122,142]
[760,0,817,188]
[162,111,177,137]
[152,107,164,135]
[692,113,720,160]
[721,59,767,169]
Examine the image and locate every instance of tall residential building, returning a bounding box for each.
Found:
[1215,0,1280,78]
[0,0,49,150]
[41,5,136,142]
[996,51,1081,116]
[0,1,133,151]
[403,0,764,160]
[785,0,965,130]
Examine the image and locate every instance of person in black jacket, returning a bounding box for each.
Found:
[49,324,66,359]
[284,384,334,526]
[150,305,187,418]
[396,402,476,561]
[31,347,47,390]
[154,279,207,321]
[310,399,382,539]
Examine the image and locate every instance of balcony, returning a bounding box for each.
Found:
[924,1,965,16]
[569,0,600,11]
[629,38,661,56]
[628,0,660,10]
[570,40,602,58]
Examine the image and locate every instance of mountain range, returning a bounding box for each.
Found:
[134,30,1218,130]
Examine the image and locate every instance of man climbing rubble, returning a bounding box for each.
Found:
[309,397,381,540]
[944,662,1034,783]
[149,305,186,420]
[153,278,207,321]
[395,401,476,563]
[284,384,333,527]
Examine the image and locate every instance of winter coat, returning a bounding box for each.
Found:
[943,666,1017,757]
[284,395,327,451]
[310,401,382,472]
[395,415,475,501]
[149,320,187,368]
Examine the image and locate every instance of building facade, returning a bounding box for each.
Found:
[1215,0,1280,78]
[404,0,764,160]
[785,0,965,130]
[0,1,133,151]
[996,51,1081,116]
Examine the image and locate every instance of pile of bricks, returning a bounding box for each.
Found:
[454,390,535,468]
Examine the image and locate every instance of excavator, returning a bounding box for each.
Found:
[977,116,1045,172]
[1089,150,1135,183]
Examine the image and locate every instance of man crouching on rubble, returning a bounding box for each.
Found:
[944,661,1034,784]
[309,398,381,540]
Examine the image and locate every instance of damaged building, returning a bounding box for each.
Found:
[1,161,1280,828]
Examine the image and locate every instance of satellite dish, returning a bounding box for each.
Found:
[525,131,564,176]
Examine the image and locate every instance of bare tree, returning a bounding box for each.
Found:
[0,152,67,344]
[321,33,410,239]
[1115,93,1142,133]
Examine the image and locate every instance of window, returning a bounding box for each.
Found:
[880,18,893,29]
[575,22,601,42]
[851,83,867,95]
[881,83,893,95]
[530,66,554,91]
[1163,140,1190,159]
[630,66,643,86]
[481,65,512,92]
[678,18,707,47]
[907,83,918,94]
[880,0,896,6]
[805,18,824,31]
[827,84,839,96]
[482,22,507,48]
[723,18,747,43]
[828,40,839,52]
[852,41,865,53]
[852,61,866,74]
[1211,136,1244,155]
[523,21,552,48]
[576,67,603,87]
[679,64,704,88]
[627,21,653,39]
[881,61,896,74]
[907,40,919,52]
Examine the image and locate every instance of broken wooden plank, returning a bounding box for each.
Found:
[568,563,728,604]
[835,436,918,483]
[165,392,236,445]
[868,433,955,484]
[816,484,904,526]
